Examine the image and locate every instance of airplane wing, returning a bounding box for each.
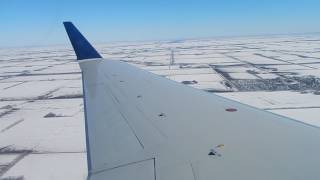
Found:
[63,22,320,180]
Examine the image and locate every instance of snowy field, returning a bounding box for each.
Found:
[0,35,320,179]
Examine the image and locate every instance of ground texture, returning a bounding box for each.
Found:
[0,35,320,179]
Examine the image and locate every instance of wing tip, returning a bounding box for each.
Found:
[63,21,102,60]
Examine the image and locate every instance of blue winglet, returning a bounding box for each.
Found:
[63,22,102,60]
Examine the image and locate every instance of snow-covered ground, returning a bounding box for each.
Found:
[0,34,320,179]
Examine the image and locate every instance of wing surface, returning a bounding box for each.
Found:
[64,22,320,180]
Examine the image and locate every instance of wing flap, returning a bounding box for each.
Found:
[90,159,155,180]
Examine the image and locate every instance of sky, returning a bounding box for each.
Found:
[1,0,320,47]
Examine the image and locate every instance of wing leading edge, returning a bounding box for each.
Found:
[64,22,320,180]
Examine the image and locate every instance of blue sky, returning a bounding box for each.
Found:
[1,0,320,47]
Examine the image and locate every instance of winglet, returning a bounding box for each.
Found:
[63,22,102,60]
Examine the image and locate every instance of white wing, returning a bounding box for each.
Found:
[64,22,320,180]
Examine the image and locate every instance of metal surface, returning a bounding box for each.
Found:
[80,59,320,180]
[64,22,320,180]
